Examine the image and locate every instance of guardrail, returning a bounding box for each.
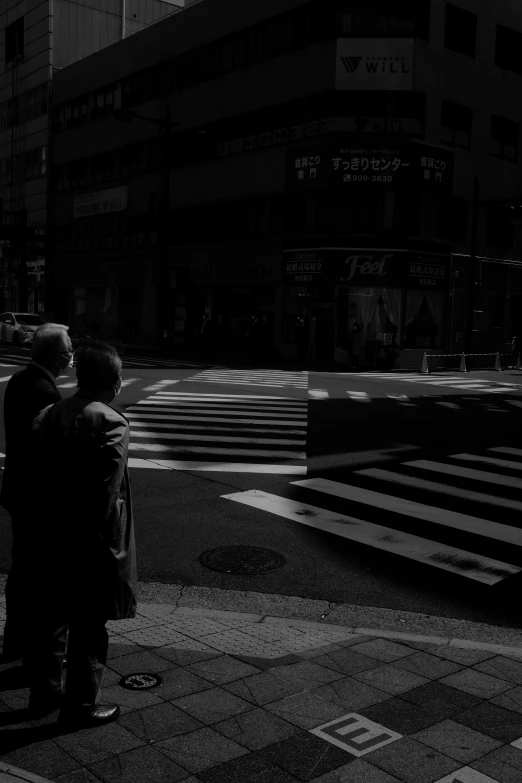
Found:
[420,351,521,374]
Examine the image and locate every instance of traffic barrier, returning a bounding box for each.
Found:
[418,351,504,373]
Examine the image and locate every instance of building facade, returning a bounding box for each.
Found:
[49,0,522,362]
[0,0,185,316]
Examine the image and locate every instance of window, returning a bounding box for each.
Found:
[337,0,430,41]
[444,4,476,58]
[495,25,522,76]
[5,16,24,63]
[437,196,468,241]
[491,115,518,161]
[486,205,514,247]
[440,100,472,149]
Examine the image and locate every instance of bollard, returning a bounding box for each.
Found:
[459,352,468,373]
[493,351,501,371]
[420,353,429,374]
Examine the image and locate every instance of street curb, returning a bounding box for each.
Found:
[0,762,52,783]
[2,577,521,657]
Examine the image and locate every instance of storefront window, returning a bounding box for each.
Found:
[404,291,444,348]
[345,287,401,365]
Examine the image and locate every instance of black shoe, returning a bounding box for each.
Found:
[28,691,65,716]
[58,703,120,726]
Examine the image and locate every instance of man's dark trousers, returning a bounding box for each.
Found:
[3,516,27,659]
[24,605,108,710]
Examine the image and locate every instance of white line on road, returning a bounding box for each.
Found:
[0,376,12,383]
[435,402,461,409]
[125,412,305,427]
[56,382,77,388]
[489,446,522,457]
[129,443,306,458]
[451,453,522,471]
[149,397,306,411]
[222,490,519,585]
[404,460,522,490]
[357,467,522,512]
[128,420,305,435]
[347,391,371,401]
[129,430,305,445]
[507,400,522,408]
[130,459,307,474]
[159,392,306,402]
[292,477,522,546]
[143,380,181,392]
[308,389,329,399]
[127,404,306,419]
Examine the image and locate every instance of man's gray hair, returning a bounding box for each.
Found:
[32,324,69,364]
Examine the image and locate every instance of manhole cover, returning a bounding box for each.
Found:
[198,546,287,575]
[120,673,162,690]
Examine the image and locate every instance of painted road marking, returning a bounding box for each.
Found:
[148,397,306,412]
[0,363,17,367]
[451,453,522,471]
[0,376,12,383]
[292,478,522,546]
[434,766,500,782]
[347,391,371,401]
[222,489,520,584]
[125,414,300,427]
[186,369,308,388]
[435,402,461,409]
[310,713,401,757]
[130,430,305,446]
[507,400,522,408]
[357,467,522,513]
[127,419,306,435]
[130,443,306,458]
[404,460,522,490]
[490,446,522,457]
[56,381,77,388]
[127,404,306,420]
[130,459,307,474]
[160,392,305,400]
[143,380,181,392]
[309,389,329,399]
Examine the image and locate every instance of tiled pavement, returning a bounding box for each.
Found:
[2,601,522,782]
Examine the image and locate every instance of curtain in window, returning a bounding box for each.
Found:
[405,290,426,325]
[424,291,444,335]
[357,288,381,335]
[380,288,402,341]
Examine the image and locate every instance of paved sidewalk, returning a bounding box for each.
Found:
[2,592,522,783]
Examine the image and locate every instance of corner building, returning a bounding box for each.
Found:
[50,0,522,363]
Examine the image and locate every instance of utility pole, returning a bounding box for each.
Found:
[464,176,479,354]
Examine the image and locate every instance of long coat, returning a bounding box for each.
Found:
[27,392,137,620]
[0,364,61,517]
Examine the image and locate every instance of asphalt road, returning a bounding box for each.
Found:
[1,345,522,630]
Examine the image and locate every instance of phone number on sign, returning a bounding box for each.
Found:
[343,175,394,183]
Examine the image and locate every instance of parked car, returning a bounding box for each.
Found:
[0,312,68,344]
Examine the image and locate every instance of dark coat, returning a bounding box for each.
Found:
[27,392,137,620]
[0,364,61,516]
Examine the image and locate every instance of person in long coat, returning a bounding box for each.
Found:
[23,342,137,725]
[0,324,72,662]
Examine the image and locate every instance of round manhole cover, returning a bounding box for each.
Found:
[119,673,162,690]
[198,546,287,575]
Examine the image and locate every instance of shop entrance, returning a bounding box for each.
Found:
[311,306,334,362]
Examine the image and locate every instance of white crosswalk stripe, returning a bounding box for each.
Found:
[183,368,308,389]
[126,391,307,473]
[357,372,519,394]
[309,389,329,400]
[223,444,522,585]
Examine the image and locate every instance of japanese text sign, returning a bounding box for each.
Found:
[287,142,453,192]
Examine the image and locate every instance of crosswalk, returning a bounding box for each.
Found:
[0,348,202,372]
[223,445,522,585]
[310,389,521,412]
[184,368,308,389]
[357,372,520,394]
[125,391,308,474]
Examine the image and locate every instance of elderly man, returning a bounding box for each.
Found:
[24,342,136,725]
[0,324,73,663]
